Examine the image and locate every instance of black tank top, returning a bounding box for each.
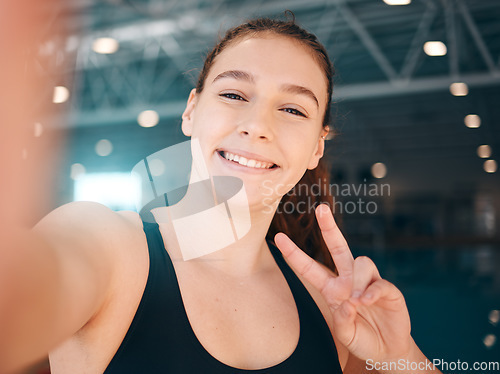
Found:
[104,221,343,373]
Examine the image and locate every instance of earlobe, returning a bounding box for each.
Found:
[181,88,197,137]
[307,127,328,170]
[307,143,324,170]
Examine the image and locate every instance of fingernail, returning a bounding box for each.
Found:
[363,292,373,300]
[351,291,362,299]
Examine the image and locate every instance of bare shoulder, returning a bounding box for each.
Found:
[33,201,148,333]
[34,201,145,263]
[35,201,139,239]
[39,203,150,373]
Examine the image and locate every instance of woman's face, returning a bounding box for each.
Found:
[182,35,328,210]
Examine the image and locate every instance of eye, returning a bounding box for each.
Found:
[281,107,307,117]
[220,93,246,101]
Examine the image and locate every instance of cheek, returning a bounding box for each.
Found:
[192,105,229,137]
[191,105,238,159]
[282,129,320,160]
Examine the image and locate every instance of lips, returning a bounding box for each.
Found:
[217,150,278,169]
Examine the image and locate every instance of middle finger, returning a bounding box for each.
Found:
[315,204,354,278]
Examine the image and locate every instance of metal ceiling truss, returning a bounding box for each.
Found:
[36,0,500,127]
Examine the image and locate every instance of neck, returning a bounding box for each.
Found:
[193,209,277,276]
[152,188,281,277]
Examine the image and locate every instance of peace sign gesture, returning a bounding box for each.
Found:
[275,204,415,364]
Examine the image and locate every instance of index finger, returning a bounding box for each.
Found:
[315,204,354,277]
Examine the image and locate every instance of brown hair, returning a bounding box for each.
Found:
[195,16,337,272]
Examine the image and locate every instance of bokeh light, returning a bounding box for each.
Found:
[92,37,119,54]
[70,163,86,180]
[53,86,70,103]
[464,114,481,128]
[95,139,113,156]
[138,110,160,128]
[423,41,447,56]
[483,334,496,348]
[148,158,165,176]
[484,159,497,173]
[489,310,500,326]
[477,145,492,158]
[371,162,387,178]
[383,0,411,4]
[449,82,469,96]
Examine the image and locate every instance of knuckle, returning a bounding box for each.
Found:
[373,278,388,288]
[380,278,393,288]
[354,255,373,266]
[300,258,314,275]
[329,244,345,256]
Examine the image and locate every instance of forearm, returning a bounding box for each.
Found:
[343,353,379,373]
[343,338,441,374]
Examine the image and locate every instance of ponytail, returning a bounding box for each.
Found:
[266,158,339,274]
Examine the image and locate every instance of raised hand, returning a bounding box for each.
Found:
[274,204,412,363]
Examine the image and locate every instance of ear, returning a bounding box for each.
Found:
[181,88,198,137]
[307,126,329,170]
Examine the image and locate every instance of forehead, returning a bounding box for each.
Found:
[207,35,328,103]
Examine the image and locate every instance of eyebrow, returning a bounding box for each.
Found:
[281,83,319,108]
[213,70,255,84]
[212,69,319,108]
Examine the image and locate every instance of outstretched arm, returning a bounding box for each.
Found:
[275,204,441,374]
[0,203,124,374]
[0,2,119,371]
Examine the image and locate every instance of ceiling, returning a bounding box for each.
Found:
[35,0,500,199]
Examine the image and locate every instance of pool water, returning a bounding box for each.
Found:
[351,245,500,372]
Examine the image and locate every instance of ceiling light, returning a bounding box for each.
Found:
[464,114,481,128]
[484,160,497,173]
[423,41,447,56]
[449,82,468,96]
[95,139,113,157]
[489,310,499,326]
[371,162,387,178]
[53,86,70,103]
[383,0,411,4]
[70,163,86,180]
[148,158,165,176]
[92,37,119,54]
[138,110,160,128]
[477,145,492,158]
[483,334,496,348]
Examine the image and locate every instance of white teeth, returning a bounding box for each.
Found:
[238,156,248,166]
[221,151,274,169]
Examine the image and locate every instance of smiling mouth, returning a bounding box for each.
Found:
[217,150,278,169]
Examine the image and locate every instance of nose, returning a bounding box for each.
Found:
[236,105,275,142]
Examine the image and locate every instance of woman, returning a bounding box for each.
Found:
[1,17,441,373]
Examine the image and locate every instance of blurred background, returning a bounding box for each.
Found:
[22,0,500,372]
